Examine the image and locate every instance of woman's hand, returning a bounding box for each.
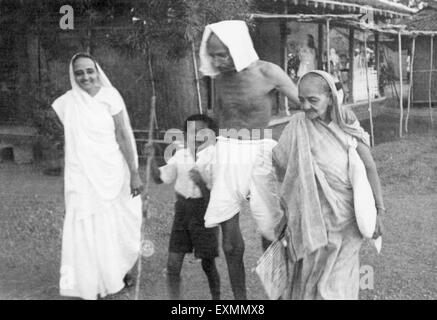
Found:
[372,214,384,239]
[131,172,144,197]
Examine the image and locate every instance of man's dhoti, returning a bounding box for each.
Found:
[198,137,284,241]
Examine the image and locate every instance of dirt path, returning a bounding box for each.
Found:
[1,130,436,300]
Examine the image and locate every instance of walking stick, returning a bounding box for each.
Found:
[398,31,404,138]
[428,36,434,126]
[134,45,157,300]
[405,36,416,133]
[191,40,203,114]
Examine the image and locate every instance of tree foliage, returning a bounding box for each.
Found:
[126,0,254,59]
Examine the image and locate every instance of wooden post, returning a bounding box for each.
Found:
[375,32,380,96]
[282,0,290,115]
[349,28,355,102]
[191,41,203,114]
[405,36,416,133]
[37,35,42,102]
[283,46,290,115]
[428,35,434,125]
[326,19,331,74]
[86,14,92,54]
[398,31,403,138]
[210,78,215,112]
[364,31,375,147]
[135,45,157,301]
[318,23,324,70]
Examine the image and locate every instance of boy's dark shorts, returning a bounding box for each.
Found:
[169,194,219,259]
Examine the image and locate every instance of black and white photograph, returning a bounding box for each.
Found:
[0,0,435,303]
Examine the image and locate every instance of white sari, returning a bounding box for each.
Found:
[52,56,141,300]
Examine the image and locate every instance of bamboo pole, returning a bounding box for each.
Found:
[37,35,42,102]
[249,13,362,20]
[428,35,434,126]
[364,31,375,147]
[318,23,324,70]
[191,40,203,114]
[375,32,380,95]
[326,19,331,74]
[349,28,354,102]
[405,36,416,133]
[134,45,157,301]
[398,31,403,138]
[282,2,290,115]
[86,14,92,54]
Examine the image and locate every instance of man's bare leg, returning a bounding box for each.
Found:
[220,213,247,300]
[166,252,185,300]
[201,258,221,300]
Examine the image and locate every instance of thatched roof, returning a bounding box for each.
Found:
[253,1,435,35]
[285,0,416,17]
[401,2,437,32]
[314,0,415,14]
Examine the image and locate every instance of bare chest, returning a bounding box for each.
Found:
[214,71,275,129]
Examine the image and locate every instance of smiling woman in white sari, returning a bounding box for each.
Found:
[52,53,143,300]
[273,70,385,300]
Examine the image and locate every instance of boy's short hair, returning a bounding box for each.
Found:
[184,114,218,135]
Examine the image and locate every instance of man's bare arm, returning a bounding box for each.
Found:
[262,62,299,107]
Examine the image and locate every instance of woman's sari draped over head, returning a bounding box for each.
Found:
[52,55,138,217]
[52,54,142,300]
[273,70,370,261]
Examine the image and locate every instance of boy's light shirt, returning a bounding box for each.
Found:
[159,145,214,199]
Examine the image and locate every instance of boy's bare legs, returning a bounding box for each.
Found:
[167,252,185,300]
[201,258,221,300]
[220,213,247,300]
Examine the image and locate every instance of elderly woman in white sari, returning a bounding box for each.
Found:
[273,70,384,299]
[52,53,143,300]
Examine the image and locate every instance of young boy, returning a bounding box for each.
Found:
[146,114,220,300]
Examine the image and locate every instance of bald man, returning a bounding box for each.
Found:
[195,20,299,299]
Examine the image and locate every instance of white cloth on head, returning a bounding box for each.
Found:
[197,137,283,241]
[52,54,141,300]
[199,20,259,77]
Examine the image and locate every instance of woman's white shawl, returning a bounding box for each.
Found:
[52,56,138,219]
